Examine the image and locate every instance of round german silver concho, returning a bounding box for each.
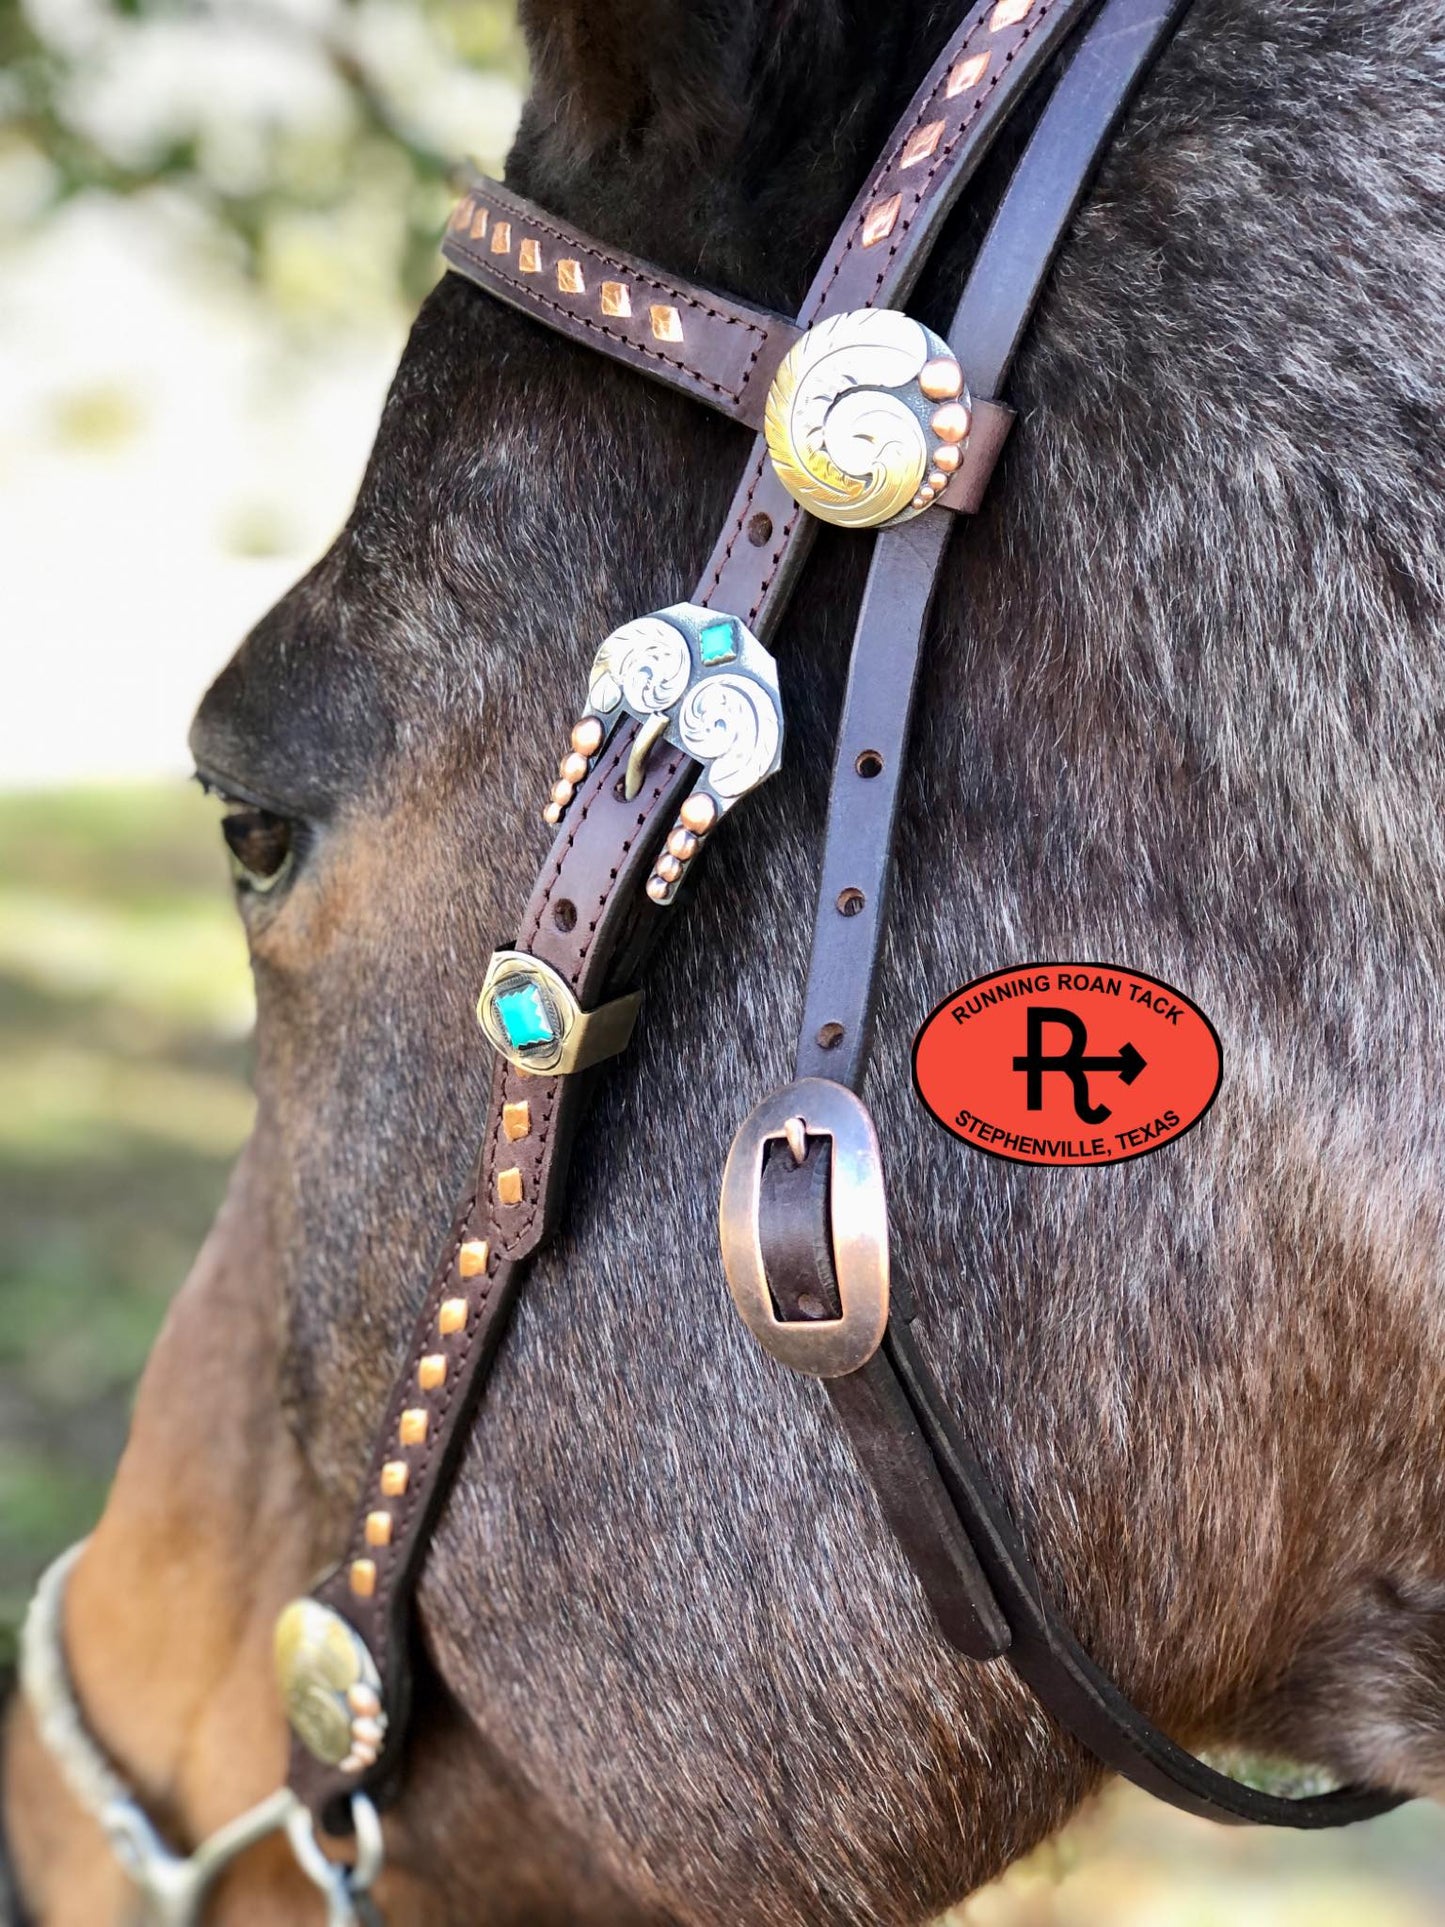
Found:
[274,1598,386,1773]
[763,309,971,530]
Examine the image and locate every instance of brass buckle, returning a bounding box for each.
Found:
[477,950,640,1076]
[718,1078,889,1378]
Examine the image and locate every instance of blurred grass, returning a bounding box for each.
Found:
[0,780,253,1645]
[3,783,1444,1916]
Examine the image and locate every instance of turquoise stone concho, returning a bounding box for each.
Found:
[477,950,641,1076]
[536,604,784,904]
[585,602,783,818]
[493,981,556,1052]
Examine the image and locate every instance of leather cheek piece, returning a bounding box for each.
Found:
[757,1144,1010,1661]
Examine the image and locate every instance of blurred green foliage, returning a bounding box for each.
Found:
[0,783,253,1648]
[0,0,526,310]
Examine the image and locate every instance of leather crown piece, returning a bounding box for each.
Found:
[281,0,1404,1838]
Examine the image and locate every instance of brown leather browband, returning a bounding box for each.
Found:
[287,0,1404,1841]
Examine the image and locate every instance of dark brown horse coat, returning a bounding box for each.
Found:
[7,1,1445,1920]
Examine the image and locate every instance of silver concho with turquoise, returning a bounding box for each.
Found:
[549,601,785,905]
[584,602,783,819]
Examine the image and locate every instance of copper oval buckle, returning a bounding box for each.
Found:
[718,1078,889,1378]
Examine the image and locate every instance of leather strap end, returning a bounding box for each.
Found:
[756,1145,1010,1662]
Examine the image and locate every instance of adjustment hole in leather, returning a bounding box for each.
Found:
[855,749,884,779]
[747,512,774,547]
[552,898,577,933]
[817,1022,845,1050]
[836,887,865,918]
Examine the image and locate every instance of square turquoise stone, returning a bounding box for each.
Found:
[698,618,738,665]
[495,982,556,1050]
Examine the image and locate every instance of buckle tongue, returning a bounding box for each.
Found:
[719,1078,889,1378]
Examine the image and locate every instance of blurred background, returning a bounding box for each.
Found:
[2,0,1444,1916]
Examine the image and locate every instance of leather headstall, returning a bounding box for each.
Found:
[270,0,1403,1842]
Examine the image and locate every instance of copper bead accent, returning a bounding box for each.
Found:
[543,802,563,826]
[498,1167,524,1206]
[667,828,698,861]
[502,1100,532,1141]
[930,402,970,444]
[946,50,991,96]
[438,1298,467,1336]
[561,752,589,785]
[380,1460,409,1497]
[926,470,949,492]
[349,1559,377,1599]
[645,875,670,904]
[551,779,575,807]
[679,793,717,836]
[900,119,945,170]
[655,853,683,885]
[861,193,902,248]
[364,1511,393,1548]
[919,357,964,401]
[418,1354,447,1392]
[932,444,962,474]
[572,716,604,756]
[399,1408,428,1447]
[458,1239,489,1279]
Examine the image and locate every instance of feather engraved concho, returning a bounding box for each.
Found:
[543,602,784,906]
[764,309,971,528]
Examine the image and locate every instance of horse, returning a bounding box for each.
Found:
[7,0,1445,1918]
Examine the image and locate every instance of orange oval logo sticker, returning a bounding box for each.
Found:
[912,964,1222,1167]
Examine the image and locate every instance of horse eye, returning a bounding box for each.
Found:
[220,806,295,895]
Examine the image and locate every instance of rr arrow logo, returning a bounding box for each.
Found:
[1012,1007,1146,1124]
[912,963,1222,1168]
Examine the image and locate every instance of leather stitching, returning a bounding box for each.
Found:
[483,196,768,334]
[448,250,749,403]
[807,0,1064,322]
[447,195,767,401]
[361,1180,490,1621]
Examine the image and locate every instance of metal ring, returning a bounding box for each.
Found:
[285,1794,385,1922]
